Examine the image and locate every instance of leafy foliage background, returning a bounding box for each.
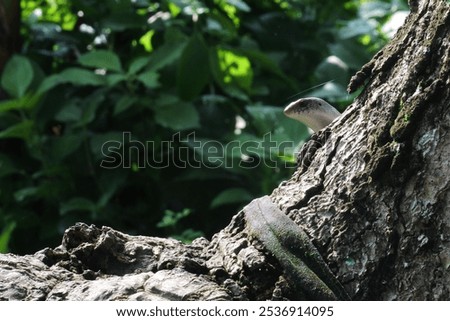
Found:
[0,0,408,254]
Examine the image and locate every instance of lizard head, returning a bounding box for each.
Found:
[284,97,341,132]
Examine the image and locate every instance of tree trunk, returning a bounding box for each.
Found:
[0,0,448,300]
[269,0,450,300]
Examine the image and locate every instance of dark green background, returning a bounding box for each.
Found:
[0,0,408,254]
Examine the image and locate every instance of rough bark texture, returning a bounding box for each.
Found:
[0,0,448,300]
[271,0,450,300]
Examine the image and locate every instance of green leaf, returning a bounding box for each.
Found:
[240,48,295,87]
[56,91,104,126]
[210,48,257,100]
[78,50,123,72]
[338,19,375,39]
[0,120,34,140]
[106,73,127,87]
[153,101,200,130]
[314,57,349,85]
[90,131,125,159]
[226,0,251,12]
[216,48,253,90]
[38,68,105,93]
[157,209,191,228]
[359,1,391,19]
[308,82,348,100]
[0,221,17,253]
[78,91,105,126]
[55,100,82,122]
[97,171,127,208]
[37,74,63,93]
[148,41,186,71]
[49,134,84,161]
[60,68,106,86]
[210,188,253,209]
[60,197,97,215]
[1,55,34,98]
[14,187,39,202]
[177,34,210,101]
[139,30,155,53]
[245,105,283,134]
[137,71,159,88]
[102,11,147,31]
[114,95,138,115]
[147,28,188,71]
[329,42,369,70]
[128,56,150,74]
[0,92,41,113]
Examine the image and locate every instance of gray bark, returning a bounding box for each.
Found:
[0,0,448,300]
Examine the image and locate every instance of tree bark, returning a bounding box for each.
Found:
[0,0,448,300]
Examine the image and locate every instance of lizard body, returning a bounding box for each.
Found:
[242,100,348,300]
[244,196,350,300]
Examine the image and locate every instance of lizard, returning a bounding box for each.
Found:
[284,97,342,171]
[243,98,349,300]
[244,196,350,300]
[283,97,341,133]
